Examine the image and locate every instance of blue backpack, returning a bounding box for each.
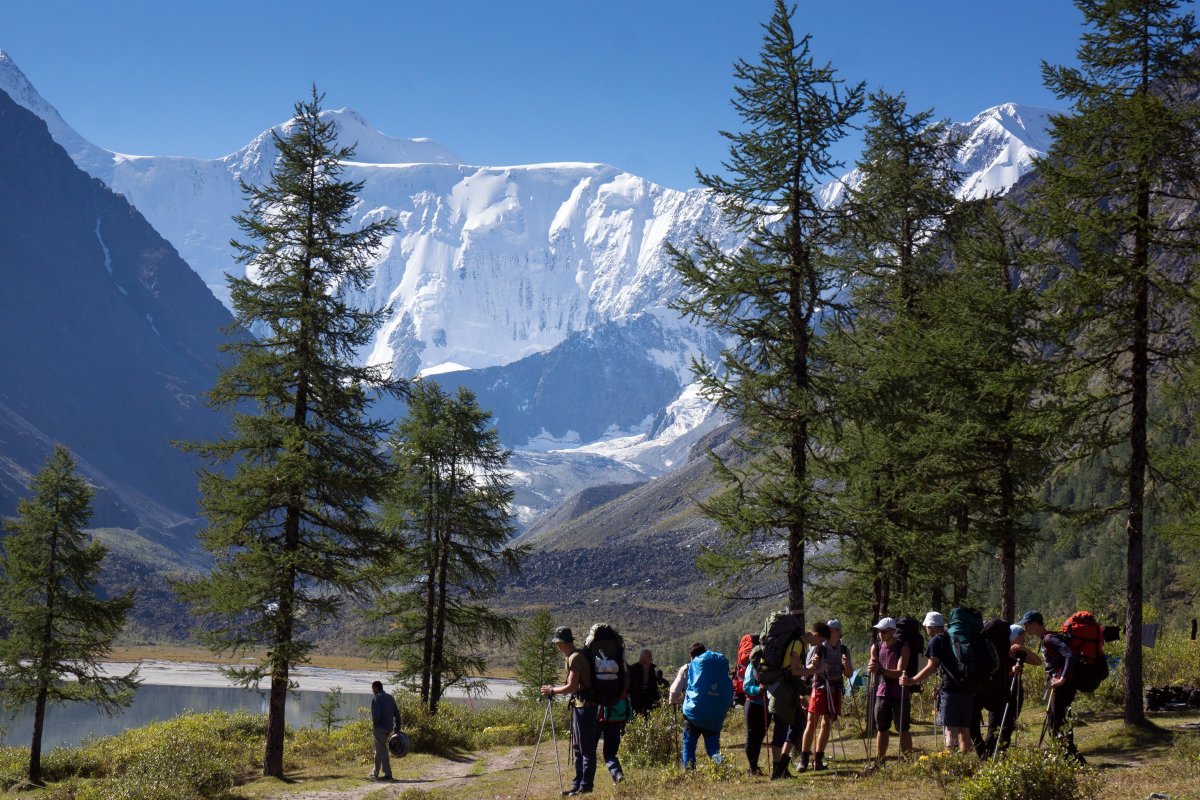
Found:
[682,651,734,732]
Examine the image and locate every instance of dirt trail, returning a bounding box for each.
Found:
[266,746,527,799]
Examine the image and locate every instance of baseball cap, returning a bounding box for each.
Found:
[872,616,898,631]
[922,611,945,627]
[551,626,574,644]
[1018,610,1045,627]
[826,619,842,631]
[1010,624,1025,642]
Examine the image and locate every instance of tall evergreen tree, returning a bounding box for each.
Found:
[1030,0,1200,724]
[364,381,521,713]
[177,89,400,775]
[513,608,558,703]
[922,202,1064,621]
[669,0,864,624]
[0,446,138,786]
[821,91,964,620]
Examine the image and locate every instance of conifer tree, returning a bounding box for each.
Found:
[514,608,558,703]
[821,91,963,619]
[364,381,521,713]
[0,446,138,786]
[177,89,400,775]
[669,0,864,624]
[1030,0,1200,724]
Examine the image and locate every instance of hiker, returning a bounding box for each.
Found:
[369,680,400,782]
[972,618,1016,758]
[627,648,662,716]
[599,692,631,784]
[732,634,758,707]
[742,654,770,775]
[901,608,984,754]
[769,623,820,778]
[1018,610,1083,762]
[541,626,598,796]
[799,620,851,772]
[674,642,734,769]
[868,617,913,764]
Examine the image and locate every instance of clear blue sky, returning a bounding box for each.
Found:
[4,1,1084,190]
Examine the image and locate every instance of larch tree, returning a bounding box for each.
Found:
[669,0,864,626]
[1029,0,1200,724]
[176,89,401,775]
[364,381,521,713]
[821,90,964,620]
[0,446,138,786]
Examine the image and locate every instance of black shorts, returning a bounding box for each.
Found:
[874,695,912,734]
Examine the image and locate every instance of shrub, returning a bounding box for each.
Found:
[621,705,679,767]
[958,744,1102,800]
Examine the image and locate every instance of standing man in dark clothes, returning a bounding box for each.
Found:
[1019,610,1083,762]
[627,648,661,716]
[541,626,597,796]
[901,614,974,754]
[369,681,400,781]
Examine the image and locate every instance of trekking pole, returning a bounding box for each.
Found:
[764,697,774,776]
[826,682,849,778]
[549,696,564,794]
[863,670,875,763]
[992,672,1020,763]
[522,698,552,800]
[1037,686,1055,749]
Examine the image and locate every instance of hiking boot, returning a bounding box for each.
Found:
[611,770,624,784]
[814,752,827,771]
[770,754,791,780]
[747,765,763,777]
[799,751,811,772]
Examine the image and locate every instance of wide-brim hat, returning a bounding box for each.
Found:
[922,611,945,628]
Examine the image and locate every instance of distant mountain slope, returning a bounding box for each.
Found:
[0,87,234,561]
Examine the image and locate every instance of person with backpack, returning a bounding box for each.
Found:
[599,692,631,784]
[1018,610,1088,763]
[867,617,913,765]
[799,620,851,772]
[675,642,734,769]
[971,618,1017,758]
[901,607,995,754]
[742,654,771,775]
[732,634,758,707]
[541,626,599,796]
[369,681,400,782]
[627,649,662,717]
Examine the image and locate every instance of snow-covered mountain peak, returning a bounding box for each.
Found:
[278,107,462,166]
[818,101,1056,207]
[0,50,106,168]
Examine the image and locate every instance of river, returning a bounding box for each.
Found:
[0,661,520,750]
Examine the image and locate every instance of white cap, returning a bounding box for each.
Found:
[923,611,945,628]
[1010,624,1025,642]
[873,616,898,631]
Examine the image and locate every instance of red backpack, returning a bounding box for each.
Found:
[1059,611,1109,692]
[732,634,755,706]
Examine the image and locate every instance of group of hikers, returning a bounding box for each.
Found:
[523,606,1111,794]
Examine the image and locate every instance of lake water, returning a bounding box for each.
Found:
[0,661,519,751]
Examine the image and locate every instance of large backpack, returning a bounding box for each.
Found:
[752,610,804,686]
[1059,611,1109,693]
[683,650,734,732]
[583,623,626,707]
[732,634,755,706]
[946,607,999,692]
[894,616,925,693]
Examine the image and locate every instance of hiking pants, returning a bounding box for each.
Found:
[744,702,769,770]
[571,705,599,790]
[1047,682,1079,755]
[682,720,721,768]
[372,726,393,778]
[601,724,623,780]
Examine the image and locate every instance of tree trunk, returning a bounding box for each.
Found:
[431,529,451,713]
[952,505,970,607]
[28,682,48,786]
[264,552,295,777]
[999,451,1017,623]
[420,489,436,705]
[1124,189,1150,726]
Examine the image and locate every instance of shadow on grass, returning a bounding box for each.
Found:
[1084,719,1174,763]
